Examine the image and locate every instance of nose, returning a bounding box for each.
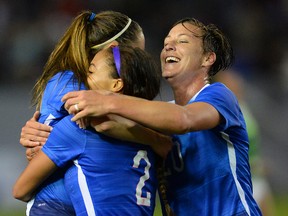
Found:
[163,41,176,51]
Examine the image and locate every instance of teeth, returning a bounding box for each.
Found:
[165,56,180,63]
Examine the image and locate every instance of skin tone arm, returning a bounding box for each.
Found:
[22,112,172,159]
[62,90,222,135]
[13,150,57,202]
[91,115,172,158]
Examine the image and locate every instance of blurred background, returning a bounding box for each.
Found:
[0,0,287,215]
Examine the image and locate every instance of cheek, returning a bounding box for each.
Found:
[87,75,98,89]
[87,79,93,89]
[160,50,165,64]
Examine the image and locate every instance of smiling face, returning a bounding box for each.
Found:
[160,23,209,85]
[87,49,122,92]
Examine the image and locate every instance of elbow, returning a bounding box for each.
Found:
[176,124,191,134]
[12,186,31,202]
[172,115,193,134]
[174,110,205,134]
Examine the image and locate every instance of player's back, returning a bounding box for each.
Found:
[27,71,86,216]
[64,127,157,216]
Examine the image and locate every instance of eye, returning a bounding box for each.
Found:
[163,41,169,47]
[88,69,93,74]
[178,40,188,43]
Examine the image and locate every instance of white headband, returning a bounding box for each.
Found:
[91,18,132,49]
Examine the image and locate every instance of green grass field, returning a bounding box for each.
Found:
[1,194,287,216]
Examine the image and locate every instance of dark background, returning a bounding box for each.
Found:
[1,0,287,213]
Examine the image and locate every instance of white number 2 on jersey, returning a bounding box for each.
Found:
[133,150,151,206]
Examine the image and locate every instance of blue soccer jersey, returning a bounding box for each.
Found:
[27,71,86,216]
[42,115,157,216]
[39,71,86,126]
[163,83,262,216]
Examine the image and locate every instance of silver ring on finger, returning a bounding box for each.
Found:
[74,104,79,112]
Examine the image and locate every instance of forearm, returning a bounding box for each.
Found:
[94,115,172,158]
[108,94,191,134]
[129,124,173,159]
[63,90,220,134]
[13,151,57,202]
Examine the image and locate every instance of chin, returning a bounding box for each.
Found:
[162,71,172,79]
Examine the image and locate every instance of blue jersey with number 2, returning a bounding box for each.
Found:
[42,115,157,216]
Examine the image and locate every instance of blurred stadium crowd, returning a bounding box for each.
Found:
[1,0,287,87]
[0,0,287,212]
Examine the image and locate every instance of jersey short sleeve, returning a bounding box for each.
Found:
[194,83,244,130]
[42,115,86,168]
[39,71,86,125]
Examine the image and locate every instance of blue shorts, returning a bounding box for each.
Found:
[27,198,75,216]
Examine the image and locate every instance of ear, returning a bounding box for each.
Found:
[202,52,216,67]
[111,78,123,93]
[104,40,119,49]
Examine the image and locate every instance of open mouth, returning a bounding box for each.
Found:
[165,56,180,63]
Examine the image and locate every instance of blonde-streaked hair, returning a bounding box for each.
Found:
[32,10,143,110]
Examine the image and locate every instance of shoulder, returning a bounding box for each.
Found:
[45,71,76,92]
[52,115,80,134]
[194,82,242,120]
[196,82,237,104]
[44,115,86,151]
[205,82,234,96]
[48,70,73,83]
[47,71,76,87]
[42,71,86,112]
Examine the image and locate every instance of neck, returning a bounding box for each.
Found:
[172,80,208,105]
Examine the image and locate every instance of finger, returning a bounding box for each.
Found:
[61,91,80,103]
[24,119,52,132]
[75,119,84,129]
[33,146,42,152]
[20,129,49,147]
[21,127,50,141]
[71,111,87,122]
[26,146,42,160]
[32,111,41,121]
[26,148,34,161]
[78,118,87,129]
[20,135,45,147]
[74,104,80,112]
[26,146,42,157]
[94,121,116,133]
[64,98,80,112]
[68,103,79,114]
[20,138,42,148]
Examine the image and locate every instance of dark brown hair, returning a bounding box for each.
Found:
[104,46,161,100]
[173,18,234,79]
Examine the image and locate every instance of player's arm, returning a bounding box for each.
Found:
[63,90,221,134]
[13,150,57,202]
[92,115,173,159]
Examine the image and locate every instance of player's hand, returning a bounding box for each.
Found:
[20,111,52,148]
[26,146,42,161]
[62,90,112,122]
[91,114,135,135]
